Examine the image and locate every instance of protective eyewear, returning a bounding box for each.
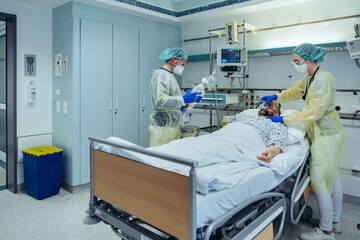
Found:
[180,61,186,67]
[291,59,303,65]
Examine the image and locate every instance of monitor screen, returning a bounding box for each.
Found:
[217,46,247,66]
[221,48,241,64]
[347,38,360,59]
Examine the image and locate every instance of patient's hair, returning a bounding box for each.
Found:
[268,101,281,116]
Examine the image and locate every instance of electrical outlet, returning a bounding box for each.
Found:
[56,101,60,113]
[63,57,68,72]
[54,53,62,77]
[63,101,67,115]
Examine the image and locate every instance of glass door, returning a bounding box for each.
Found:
[0,20,6,190]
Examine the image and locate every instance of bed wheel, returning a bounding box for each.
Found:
[301,206,313,222]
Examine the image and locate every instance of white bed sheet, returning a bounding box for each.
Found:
[196,139,309,227]
[96,135,309,228]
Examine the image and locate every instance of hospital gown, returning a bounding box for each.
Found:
[231,111,287,150]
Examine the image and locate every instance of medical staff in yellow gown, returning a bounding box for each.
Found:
[149,47,202,147]
[262,43,344,240]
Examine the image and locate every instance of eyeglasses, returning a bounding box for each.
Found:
[267,102,280,114]
[179,61,186,67]
[291,60,303,65]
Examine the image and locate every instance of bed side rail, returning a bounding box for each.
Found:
[89,136,198,167]
[86,136,198,240]
[289,150,311,224]
[203,192,286,240]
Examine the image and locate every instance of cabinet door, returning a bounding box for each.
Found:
[112,25,139,144]
[139,30,168,147]
[80,19,113,184]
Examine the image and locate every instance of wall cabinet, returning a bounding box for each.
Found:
[80,19,140,183]
[53,1,181,187]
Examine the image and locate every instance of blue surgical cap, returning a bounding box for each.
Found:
[292,43,327,62]
[159,47,188,61]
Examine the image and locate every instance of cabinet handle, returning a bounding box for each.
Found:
[108,98,112,111]
[141,97,145,112]
[114,98,119,114]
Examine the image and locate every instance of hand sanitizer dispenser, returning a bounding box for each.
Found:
[27,80,36,103]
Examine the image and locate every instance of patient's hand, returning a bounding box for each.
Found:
[257,146,281,163]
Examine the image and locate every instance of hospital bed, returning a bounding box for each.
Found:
[84,112,312,240]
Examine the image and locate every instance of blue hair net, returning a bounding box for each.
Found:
[292,43,327,62]
[159,47,188,61]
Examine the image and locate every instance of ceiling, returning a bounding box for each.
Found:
[12,0,284,24]
[13,0,357,26]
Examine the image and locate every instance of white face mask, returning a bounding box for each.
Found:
[292,61,308,73]
[173,65,185,75]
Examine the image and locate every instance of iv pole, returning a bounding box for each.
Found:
[208,21,249,112]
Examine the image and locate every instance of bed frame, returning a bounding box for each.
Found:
[84,136,311,240]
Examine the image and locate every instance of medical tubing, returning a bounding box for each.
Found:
[213,88,222,127]
[355,58,360,68]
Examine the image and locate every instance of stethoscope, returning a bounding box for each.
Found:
[302,66,320,100]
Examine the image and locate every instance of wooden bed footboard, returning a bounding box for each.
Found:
[93,149,190,240]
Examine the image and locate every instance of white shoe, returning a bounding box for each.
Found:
[299,228,335,240]
[333,222,342,234]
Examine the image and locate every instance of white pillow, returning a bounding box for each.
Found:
[281,109,306,144]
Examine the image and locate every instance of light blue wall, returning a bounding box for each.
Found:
[53,1,181,187]
[53,2,75,185]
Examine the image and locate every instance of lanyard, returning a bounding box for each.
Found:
[302,66,320,100]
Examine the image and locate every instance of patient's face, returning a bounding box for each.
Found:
[258,102,280,117]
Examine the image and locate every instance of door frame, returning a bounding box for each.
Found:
[0,12,17,193]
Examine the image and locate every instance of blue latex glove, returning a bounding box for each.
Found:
[260,95,278,105]
[183,88,203,104]
[267,116,284,123]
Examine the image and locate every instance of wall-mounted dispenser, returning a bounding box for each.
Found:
[27,80,36,103]
[24,54,36,76]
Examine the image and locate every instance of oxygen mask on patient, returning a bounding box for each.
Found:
[258,101,267,109]
[258,108,271,116]
[257,101,270,116]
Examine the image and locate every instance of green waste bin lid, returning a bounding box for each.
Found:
[22,146,63,156]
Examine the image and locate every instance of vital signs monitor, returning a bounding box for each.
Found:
[217,45,247,67]
[347,38,360,59]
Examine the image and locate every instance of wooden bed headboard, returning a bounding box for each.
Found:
[93,149,190,240]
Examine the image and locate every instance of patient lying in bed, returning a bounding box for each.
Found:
[230,101,286,162]
[150,101,287,168]
[97,102,307,195]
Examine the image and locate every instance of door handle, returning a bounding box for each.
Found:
[114,98,119,114]
[141,97,145,112]
[108,98,112,112]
